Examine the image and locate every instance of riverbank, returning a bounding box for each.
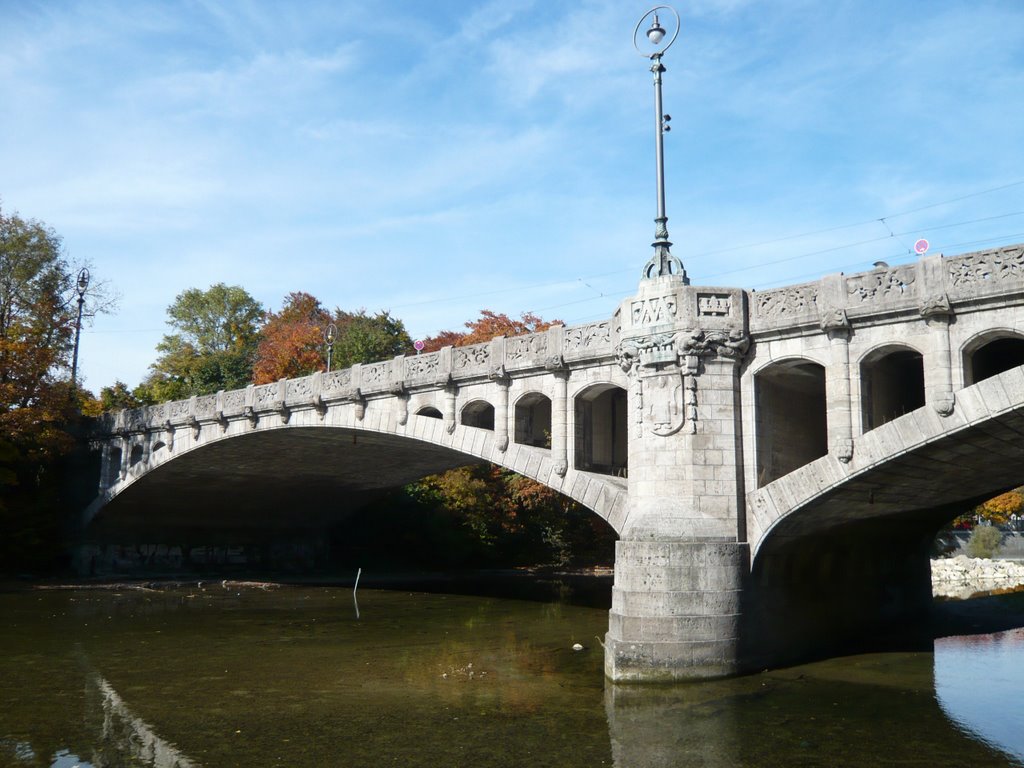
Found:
[931,555,1024,599]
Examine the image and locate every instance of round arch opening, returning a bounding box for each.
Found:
[574,384,627,477]
[755,359,826,486]
[964,333,1024,385]
[460,400,495,430]
[860,346,924,431]
[515,392,552,448]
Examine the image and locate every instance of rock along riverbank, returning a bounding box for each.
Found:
[932,556,1024,599]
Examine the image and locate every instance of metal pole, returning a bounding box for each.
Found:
[635,6,687,283]
[325,323,337,372]
[652,53,669,252]
[71,268,89,387]
[71,294,84,385]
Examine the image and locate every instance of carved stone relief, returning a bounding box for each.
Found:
[753,284,818,320]
[697,293,731,317]
[506,334,547,361]
[563,321,611,352]
[406,352,440,380]
[454,344,489,370]
[630,294,677,326]
[846,265,916,303]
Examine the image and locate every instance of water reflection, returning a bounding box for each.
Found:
[0,586,1022,767]
[935,628,1024,763]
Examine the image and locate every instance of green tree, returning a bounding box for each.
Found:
[144,283,264,400]
[98,380,154,411]
[330,309,412,369]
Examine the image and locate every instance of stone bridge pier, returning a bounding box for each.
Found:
[605,274,750,681]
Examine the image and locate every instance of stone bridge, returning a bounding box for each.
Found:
[89,242,1024,681]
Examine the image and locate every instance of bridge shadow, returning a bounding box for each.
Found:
[744,365,1024,671]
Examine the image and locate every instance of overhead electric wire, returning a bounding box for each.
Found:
[402,180,1024,319]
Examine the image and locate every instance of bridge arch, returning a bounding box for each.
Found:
[573,383,627,477]
[87,402,627,538]
[962,329,1024,386]
[514,391,551,448]
[460,399,495,430]
[415,406,443,419]
[753,357,827,486]
[745,365,1024,666]
[858,343,925,432]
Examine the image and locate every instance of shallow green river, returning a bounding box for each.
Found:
[1,585,1022,767]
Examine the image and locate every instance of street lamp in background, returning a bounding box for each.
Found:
[633,6,687,283]
[70,267,90,387]
[324,323,337,372]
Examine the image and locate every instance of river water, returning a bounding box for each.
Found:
[1,583,1022,768]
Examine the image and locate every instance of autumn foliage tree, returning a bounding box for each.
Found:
[252,296,412,384]
[0,207,112,569]
[420,310,560,352]
[253,292,330,384]
[397,310,614,566]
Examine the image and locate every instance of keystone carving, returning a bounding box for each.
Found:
[818,308,850,333]
[832,437,854,463]
[932,392,955,417]
[313,394,327,421]
[919,292,953,318]
[544,354,567,373]
[189,416,201,440]
[244,405,258,428]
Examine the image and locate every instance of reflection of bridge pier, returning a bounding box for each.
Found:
[87,673,198,768]
[89,243,1024,681]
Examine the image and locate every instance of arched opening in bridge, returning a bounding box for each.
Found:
[416,406,443,419]
[515,392,552,448]
[860,346,925,431]
[460,400,495,430]
[574,384,627,477]
[755,360,826,486]
[104,446,122,487]
[964,334,1024,385]
[129,444,144,467]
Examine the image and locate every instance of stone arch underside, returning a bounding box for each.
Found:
[742,365,1024,668]
[87,424,627,539]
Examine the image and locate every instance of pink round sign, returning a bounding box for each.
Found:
[413,340,425,351]
[914,238,929,255]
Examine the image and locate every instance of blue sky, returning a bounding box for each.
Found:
[2,0,1023,391]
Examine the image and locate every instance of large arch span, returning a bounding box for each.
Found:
[86,401,628,537]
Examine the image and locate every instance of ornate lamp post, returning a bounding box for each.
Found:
[70,267,90,386]
[634,6,687,283]
[324,323,337,372]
